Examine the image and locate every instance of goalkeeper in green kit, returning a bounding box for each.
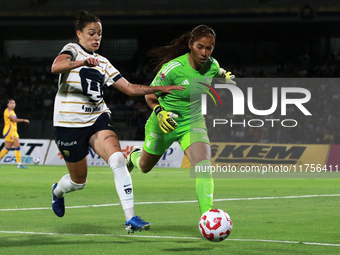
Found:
[126,25,235,215]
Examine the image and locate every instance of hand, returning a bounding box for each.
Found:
[220,69,236,85]
[158,85,186,94]
[83,57,99,67]
[154,105,178,134]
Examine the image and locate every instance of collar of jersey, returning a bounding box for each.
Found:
[77,43,94,55]
[184,53,211,73]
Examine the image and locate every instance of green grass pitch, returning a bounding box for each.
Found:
[0,165,339,254]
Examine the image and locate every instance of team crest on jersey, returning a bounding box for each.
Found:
[159,72,166,80]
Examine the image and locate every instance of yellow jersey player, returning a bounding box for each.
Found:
[0,99,29,168]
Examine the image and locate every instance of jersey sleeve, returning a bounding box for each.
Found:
[59,43,78,60]
[4,109,10,119]
[104,61,123,86]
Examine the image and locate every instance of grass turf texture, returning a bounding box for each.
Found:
[0,165,339,254]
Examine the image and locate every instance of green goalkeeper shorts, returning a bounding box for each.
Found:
[143,114,210,155]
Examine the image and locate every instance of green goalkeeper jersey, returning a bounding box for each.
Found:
[150,53,221,124]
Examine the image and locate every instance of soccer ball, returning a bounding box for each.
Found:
[33,157,40,165]
[198,209,232,242]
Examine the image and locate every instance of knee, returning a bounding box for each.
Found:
[139,160,152,173]
[108,152,125,171]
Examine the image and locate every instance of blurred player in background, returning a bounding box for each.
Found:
[126,25,235,215]
[0,99,29,169]
[50,10,184,233]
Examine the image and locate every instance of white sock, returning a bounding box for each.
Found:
[53,174,86,198]
[108,152,135,221]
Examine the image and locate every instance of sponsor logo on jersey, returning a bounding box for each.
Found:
[57,140,78,147]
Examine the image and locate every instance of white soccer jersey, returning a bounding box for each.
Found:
[53,43,122,128]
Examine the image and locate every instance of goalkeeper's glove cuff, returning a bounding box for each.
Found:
[154,105,164,116]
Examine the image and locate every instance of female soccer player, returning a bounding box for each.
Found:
[126,25,235,215]
[0,99,29,169]
[50,10,184,233]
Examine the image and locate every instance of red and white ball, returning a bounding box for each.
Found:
[33,157,40,165]
[198,209,232,242]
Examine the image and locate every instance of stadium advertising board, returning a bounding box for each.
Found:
[38,140,184,168]
[184,142,332,177]
[326,144,340,171]
[0,139,50,165]
[210,143,329,167]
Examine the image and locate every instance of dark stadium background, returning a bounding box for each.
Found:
[1,0,339,144]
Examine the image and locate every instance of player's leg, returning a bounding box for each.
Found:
[181,125,213,215]
[90,129,135,219]
[130,149,163,173]
[52,127,89,217]
[52,158,88,217]
[127,119,169,173]
[185,142,213,215]
[0,140,13,161]
[13,136,27,169]
[89,113,150,232]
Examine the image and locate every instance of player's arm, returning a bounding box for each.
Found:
[51,54,99,74]
[145,94,159,110]
[112,77,185,97]
[9,114,29,124]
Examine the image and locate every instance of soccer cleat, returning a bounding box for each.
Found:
[125,146,142,172]
[17,164,28,169]
[52,183,65,217]
[125,216,151,234]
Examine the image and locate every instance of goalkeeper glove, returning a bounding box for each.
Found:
[225,71,236,85]
[220,69,236,85]
[154,105,178,134]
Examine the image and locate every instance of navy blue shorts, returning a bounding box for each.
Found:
[54,113,116,162]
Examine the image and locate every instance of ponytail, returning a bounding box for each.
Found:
[147,25,216,72]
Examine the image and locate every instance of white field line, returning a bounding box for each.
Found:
[0,231,339,247]
[1,194,340,212]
